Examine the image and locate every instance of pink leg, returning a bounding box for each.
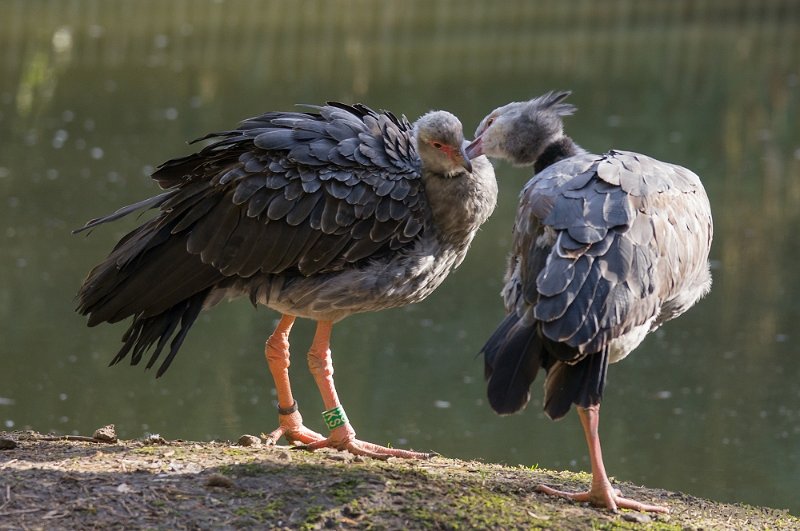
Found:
[262,315,325,446]
[301,321,432,460]
[536,405,669,513]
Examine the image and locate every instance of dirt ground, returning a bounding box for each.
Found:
[0,428,796,530]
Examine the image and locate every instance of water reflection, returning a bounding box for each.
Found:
[1,0,799,516]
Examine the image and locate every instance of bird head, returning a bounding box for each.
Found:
[465,91,576,166]
[414,111,473,177]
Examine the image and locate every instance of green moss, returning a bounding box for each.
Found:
[400,506,446,529]
[452,492,547,529]
[130,446,160,455]
[221,447,252,457]
[232,500,285,523]
[219,462,268,477]
[330,478,362,504]
[300,504,326,530]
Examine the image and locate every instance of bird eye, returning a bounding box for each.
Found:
[432,142,443,149]
[486,117,495,127]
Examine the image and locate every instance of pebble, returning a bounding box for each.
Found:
[0,437,17,449]
[237,434,262,447]
[275,450,292,462]
[143,434,167,445]
[93,424,118,443]
[621,512,652,523]
[206,474,235,488]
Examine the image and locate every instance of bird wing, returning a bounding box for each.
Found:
[507,150,711,359]
[84,103,426,273]
[77,103,428,323]
[160,102,426,277]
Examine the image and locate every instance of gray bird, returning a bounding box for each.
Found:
[466,91,712,512]
[76,102,497,459]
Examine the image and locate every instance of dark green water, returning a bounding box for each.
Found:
[1,0,799,515]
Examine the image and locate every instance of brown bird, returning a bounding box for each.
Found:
[466,92,712,512]
[76,102,497,459]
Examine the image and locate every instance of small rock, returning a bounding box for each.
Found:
[342,505,363,518]
[143,434,167,445]
[0,437,17,450]
[93,424,118,443]
[275,450,292,462]
[621,512,652,523]
[206,474,235,488]
[183,463,202,474]
[237,434,262,447]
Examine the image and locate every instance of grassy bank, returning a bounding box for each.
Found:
[0,430,795,530]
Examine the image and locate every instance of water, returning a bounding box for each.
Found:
[1,0,799,515]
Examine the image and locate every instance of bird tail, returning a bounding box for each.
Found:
[482,313,610,420]
[482,313,544,415]
[76,223,219,377]
[542,350,608,420]
[72,191,176,235]
[75,194,221,377]
[110,289,211,378]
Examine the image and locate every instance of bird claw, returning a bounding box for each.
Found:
[536,484,669,514]
[264,410,325,446]
[264,409,431,459]
[295,425,434,460]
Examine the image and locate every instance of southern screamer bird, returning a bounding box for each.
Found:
[76,102,497,458]
[466,92,712,511]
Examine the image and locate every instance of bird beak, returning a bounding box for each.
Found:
[465,136,483,160]
[458,144,473,173]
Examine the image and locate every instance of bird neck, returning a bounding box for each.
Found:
[422,156,498,246]
[534,136,584,174]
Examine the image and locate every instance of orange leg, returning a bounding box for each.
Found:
[301,320,432,460]
[537,405,669,513]
[262,314,325,446]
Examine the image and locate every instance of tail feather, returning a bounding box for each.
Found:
[72,191,176,234]
[111,289,210,377]
[483,313,610,420]
[77,191,220,378]
[543,348,609,420]
[482,313,544,415]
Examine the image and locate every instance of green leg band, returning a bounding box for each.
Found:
[322,405,348,430]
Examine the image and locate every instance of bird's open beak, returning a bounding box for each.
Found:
[465,136,483,160]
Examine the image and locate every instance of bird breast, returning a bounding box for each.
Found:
[423,155,498,247]
[229,233,470,322]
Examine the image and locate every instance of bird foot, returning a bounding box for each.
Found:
[263,410,326,446]
[296,425,434,460]
[536,484,669,513]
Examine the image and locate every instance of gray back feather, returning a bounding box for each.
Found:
[506,150,712,357]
